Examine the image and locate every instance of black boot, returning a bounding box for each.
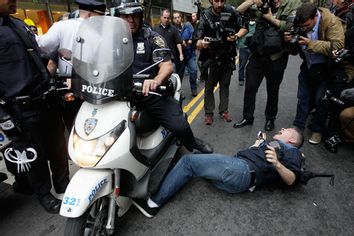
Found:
[233,118,254,128]
[264,120,275,131]
[193,138,213,153]
[38,193,61,214]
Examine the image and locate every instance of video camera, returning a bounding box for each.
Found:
[202,12,236,44]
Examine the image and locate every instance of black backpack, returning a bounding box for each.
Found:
[298,157,335,186]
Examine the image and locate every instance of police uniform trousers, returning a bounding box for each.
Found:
[204,60,233,115]
[242,53,289,121]
[5,98,69,197]
[132,94,196,151]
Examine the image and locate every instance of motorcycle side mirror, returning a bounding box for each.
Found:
[152,48,171,63]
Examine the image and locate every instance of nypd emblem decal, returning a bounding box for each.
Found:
[136,42,145,54]
[84,118,98,135]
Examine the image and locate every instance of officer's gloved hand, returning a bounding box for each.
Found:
[340,88,354,102]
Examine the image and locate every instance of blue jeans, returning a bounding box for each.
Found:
[238,47,251,82]
[151,154,252,206]
[184,54,198,90]
[293,64,328,132]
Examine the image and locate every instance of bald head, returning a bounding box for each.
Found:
[273,127,304,148]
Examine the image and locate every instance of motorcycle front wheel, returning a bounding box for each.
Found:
[64,197,117,236]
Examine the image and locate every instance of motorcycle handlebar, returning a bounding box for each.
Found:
[133,82,167,96]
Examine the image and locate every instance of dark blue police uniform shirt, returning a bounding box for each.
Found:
[132,26,168,78]
[0,16,44,99]
[153,24,182,60]
[236,141,303,187]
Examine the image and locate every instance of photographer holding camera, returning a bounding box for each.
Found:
[234,0,302,131]
[284,2,345,144]
[195,0,248,125]
[324,19,354,153]
[324,87,354,152]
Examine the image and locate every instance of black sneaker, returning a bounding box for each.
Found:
[132,199,159,218]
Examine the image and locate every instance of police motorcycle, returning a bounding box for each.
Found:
[60,16,182,235]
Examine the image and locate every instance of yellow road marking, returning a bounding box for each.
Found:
[183,83,220,124]
[187,100,204,124]
[183,88,205,113]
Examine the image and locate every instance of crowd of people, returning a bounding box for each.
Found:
[0,0,353,221]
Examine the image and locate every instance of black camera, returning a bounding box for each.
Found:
[288,16,307,44]
[322,90,345,106]
[334,48,351,63]
[289,25,307,44]
[259,0,271,14]
[212,12,236,43]
[324,134,342,153]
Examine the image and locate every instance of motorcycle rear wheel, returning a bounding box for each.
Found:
[64,197,117,236]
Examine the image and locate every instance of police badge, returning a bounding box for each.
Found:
[84,118,98,135]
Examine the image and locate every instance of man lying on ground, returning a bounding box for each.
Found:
[133,127,304,217]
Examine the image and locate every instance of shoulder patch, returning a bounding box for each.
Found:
[153,36,166,48]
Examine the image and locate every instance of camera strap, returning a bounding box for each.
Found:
[201,9,217,31]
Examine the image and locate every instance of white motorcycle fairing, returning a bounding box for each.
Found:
[60,17,183,233]
[68,101,149,180]
[60,168,113,218]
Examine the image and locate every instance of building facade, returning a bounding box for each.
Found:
[13,0,200,34]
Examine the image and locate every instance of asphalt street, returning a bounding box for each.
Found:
[0,55,353,236]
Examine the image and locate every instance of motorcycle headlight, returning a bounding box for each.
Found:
[73,120,126,167]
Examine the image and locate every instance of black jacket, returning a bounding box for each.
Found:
[0,16,47,99]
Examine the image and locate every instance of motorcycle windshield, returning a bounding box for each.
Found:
[72,16,134,84]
